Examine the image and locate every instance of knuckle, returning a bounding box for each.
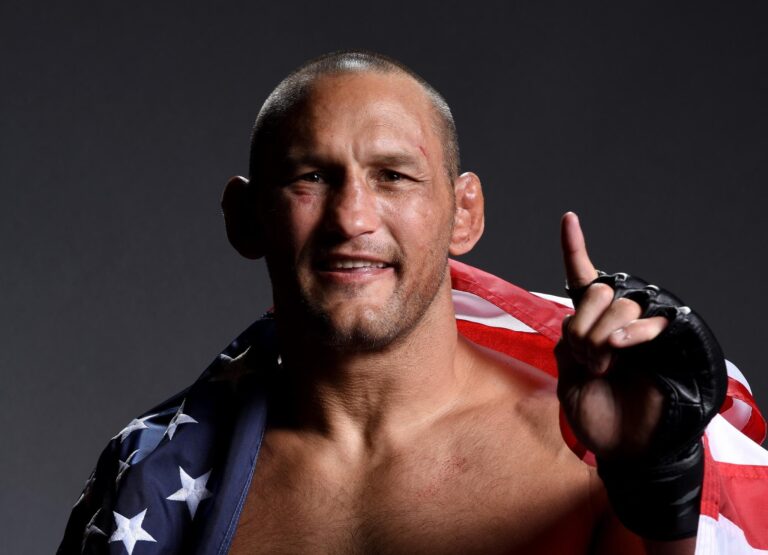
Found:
[566,320,589,343]
[613,297,643,318]
[585,283,614,304]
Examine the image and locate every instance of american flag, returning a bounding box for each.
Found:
[59,260,768,554]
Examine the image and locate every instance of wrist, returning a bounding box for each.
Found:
[597,440,704,541]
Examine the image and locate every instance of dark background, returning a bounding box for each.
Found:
[2,2,767,552]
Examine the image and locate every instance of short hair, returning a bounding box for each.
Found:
[248,50,460,182]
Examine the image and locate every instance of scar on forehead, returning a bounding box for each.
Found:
[418,145,428,159]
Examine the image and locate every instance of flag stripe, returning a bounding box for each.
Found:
[450,260,572,342]
[696,515,768,555]
[453,289,538,333]
[725,378,767,445]
[702,427,768,550]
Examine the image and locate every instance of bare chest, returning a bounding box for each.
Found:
[228,429,599,554]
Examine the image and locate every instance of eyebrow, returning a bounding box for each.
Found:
[280,151,427,173]
[280,153,326,170]
[366,152,425,171]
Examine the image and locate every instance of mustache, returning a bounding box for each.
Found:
[308,237,405,266]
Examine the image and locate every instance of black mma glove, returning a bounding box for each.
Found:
[568,272,728,540]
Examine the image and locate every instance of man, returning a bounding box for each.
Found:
[59,51,768,554]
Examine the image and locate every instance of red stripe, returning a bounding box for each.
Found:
[700,436,720,519]
[726,378,767,444]
[702,437,768,549]
[720,396,734,413]
[712,460,768,549]
[450,260,573,343]
[457,320,560,377]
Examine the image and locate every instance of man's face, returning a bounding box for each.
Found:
[257,71,456,350]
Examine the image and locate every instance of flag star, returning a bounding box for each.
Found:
[164,400,197,440]
[109,508,156,555]
[166,467,213,519]
[82,508,106,551]
[112,414,158,443]
[116,449,140,488]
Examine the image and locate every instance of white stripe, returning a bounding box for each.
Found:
[452,290,536,333]
[531,291,573,308]
[706,414,768,466]
[727,360,753,394]
[723,361,754,432]
[722,399,754,434]
[696,514,768,554]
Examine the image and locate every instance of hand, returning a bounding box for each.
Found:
[555,212,670,459]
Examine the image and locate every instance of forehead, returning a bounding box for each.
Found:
[286,71,442,156]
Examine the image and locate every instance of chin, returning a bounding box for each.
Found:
[315,307,406,352]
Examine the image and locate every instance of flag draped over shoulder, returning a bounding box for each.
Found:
[60,260,768,554]
[449,260,768,554]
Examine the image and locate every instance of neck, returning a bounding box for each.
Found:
[270,280,473,452]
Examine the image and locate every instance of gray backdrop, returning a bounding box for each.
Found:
[2,2,767,552]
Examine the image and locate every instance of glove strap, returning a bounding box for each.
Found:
[597,441,704,541]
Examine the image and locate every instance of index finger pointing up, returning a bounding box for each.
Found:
[561,211,599,289]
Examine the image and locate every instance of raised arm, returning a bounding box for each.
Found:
[556,212,727,553]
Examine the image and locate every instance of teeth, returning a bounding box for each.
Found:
[329,260,387,269]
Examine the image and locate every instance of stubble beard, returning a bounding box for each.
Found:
[306,264,448,352]
[280,246,450,353]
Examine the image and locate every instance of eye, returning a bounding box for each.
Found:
[379,170,404,182]
[297,171,324,183]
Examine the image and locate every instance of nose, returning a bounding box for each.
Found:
[324,175,381,239]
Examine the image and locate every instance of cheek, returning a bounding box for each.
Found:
[383,193,453,256]
[269,194,323,249]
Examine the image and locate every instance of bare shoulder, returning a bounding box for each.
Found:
[454,336,578,459]
[452,338,654,554]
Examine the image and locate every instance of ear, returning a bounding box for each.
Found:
[449,171,485,256]
[221,175,264,259]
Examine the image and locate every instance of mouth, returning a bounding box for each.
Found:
[320,259,390,271]
[313,255,396,281]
